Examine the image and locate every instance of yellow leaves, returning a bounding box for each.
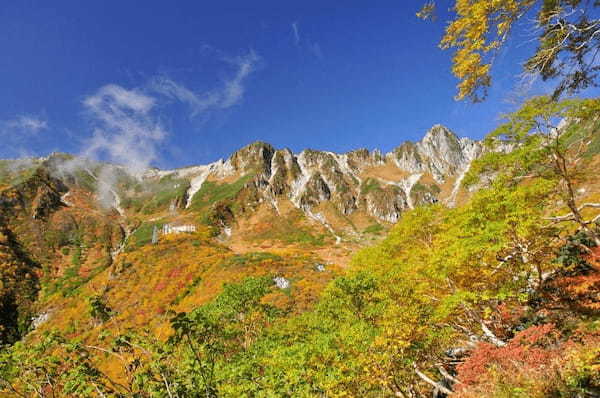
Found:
[417,1,436,21]
[497,20,511,36]
[452,50,492,101]
[437,0,532,101]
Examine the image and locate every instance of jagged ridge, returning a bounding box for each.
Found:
[152,125,484,230]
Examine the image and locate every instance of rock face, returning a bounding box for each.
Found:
[388,125,481,183]
[156,124,487,227]
[7,125,489,245]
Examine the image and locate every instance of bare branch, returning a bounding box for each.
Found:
[436,365,461,385]
[161,373,174,398]
[84,345,126,362]
[546,202,600,223]
[413,364,454,395]
[481,322,506,347]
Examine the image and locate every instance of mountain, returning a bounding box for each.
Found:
[0,124,485,343]
[140,124,484,238]
[1,115,599,397]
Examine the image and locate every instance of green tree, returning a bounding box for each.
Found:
[466,96,600,244]
[168,276,276,397]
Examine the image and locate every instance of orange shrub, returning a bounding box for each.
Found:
[456,324,559,388]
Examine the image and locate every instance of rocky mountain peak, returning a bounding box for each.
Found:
[388,124,482,183]
[140,124,492,238]
[228,141,275,175]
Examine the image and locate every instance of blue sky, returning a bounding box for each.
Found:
[0,0,582,169]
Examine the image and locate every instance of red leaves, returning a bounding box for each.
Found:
[154,280,167,291]
[497,302,526,324]
[551,248,600,311]
[511,323,557,346]
[167,266,184,278]
[585,246,600,265]
[456,324,558,388]
[456,342,499,386]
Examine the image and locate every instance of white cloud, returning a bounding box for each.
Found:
[150,50,260,116]
[2,114,48,134]
[82,84,166,177]
[67,84,167,209]
[84,84,155,115]
[75,50,260,181]
[149,76,217,116]
[221,50,260,108]
[49,49,262,210]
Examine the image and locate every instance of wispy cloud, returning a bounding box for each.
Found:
[150,76,213,116]
[65,84,168,209]
[291,22,300,46]
[81,50,261,172]
[82,84,166,177]
[221,50,261,107]
[58,49,263,209]
[1,114,48,135]
[289,22,323,59]
[150,50,260,116]
[0,114,48,158]
[308,42,323,59]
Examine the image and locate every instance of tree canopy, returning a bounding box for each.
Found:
[421,0,600,101]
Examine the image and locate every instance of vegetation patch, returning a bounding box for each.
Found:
[252,214,328,247]
[219,252,283,269]
[363,223,384,234]
[43,255,110,298]
[361,178,381,195]
[0,160,39,188]
[130,221,164,248]
[585,130,600,157]
[189,174,254,211]
[122,175,190,214]
[171,276,203,305]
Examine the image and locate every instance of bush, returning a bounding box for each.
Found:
[171,276,203,305]
[88,295,112,323]
[555,230,597,269]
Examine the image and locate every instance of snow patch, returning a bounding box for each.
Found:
[290,152,312,207]
[148,160,236,209]
[305,208,342,245]
[447,165,470,207]
[273,276,290,289]
[397,173,422,209]
[31,311,51,329]
[269,195,280,215]
[327,152,362,184]
[185,163,217,208]
[447,140,480,207]
[61,191,73,207]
